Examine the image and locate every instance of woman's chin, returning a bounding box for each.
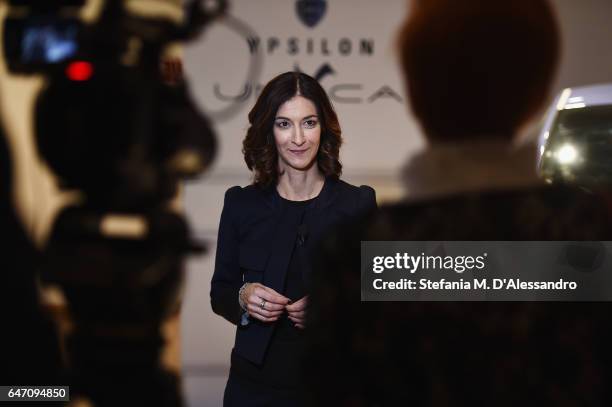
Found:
[281,158,317,172]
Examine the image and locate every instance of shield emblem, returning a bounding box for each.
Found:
[296,0,327,28]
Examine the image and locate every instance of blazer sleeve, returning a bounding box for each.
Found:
[357,185,378,216]
[210,186,243,325]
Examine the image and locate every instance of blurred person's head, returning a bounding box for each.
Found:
[397,0,560,142]
[243,71,342,187]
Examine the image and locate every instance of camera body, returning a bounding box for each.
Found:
[6,0,220,208]
[2,1,226,404]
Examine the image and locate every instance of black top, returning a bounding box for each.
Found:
[211,176,377,367]
[276,196,316,339]
[230,196,317,389]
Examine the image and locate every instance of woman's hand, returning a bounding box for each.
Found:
[286,296,308,329]
[240,283,290,323]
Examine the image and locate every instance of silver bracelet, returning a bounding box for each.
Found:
[238,282,250,311]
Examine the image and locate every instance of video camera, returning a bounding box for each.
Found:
[1,0,227,404]
[5,0,223,208]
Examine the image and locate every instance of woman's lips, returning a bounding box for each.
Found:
[289,149,308,155]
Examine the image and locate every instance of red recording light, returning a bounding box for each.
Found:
[66,61,94,81]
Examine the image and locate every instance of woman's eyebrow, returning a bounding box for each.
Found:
[274,114,318,121]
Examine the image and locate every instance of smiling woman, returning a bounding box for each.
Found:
[243,71,342,189]
[210,71,377,406]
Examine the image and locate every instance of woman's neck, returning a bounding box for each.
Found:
[276,166,325,201]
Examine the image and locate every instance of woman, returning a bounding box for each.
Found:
[211,71,377,405]
[305,0,612,405]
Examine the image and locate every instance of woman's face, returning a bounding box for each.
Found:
[273,95,321,173]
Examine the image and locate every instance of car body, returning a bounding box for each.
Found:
[537,83,612,188]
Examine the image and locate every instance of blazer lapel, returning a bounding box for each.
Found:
[263,201,301,294]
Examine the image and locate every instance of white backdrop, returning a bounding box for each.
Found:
[179,1,612,405]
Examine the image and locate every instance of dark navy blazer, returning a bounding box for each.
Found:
[210,177,377,365]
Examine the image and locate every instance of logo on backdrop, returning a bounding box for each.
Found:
[295,63,336,82]
[206,1,404,119]
[296,0,327,28]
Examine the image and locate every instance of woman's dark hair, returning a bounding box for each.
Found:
[397,0,560,141]
[243,71,342,187]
